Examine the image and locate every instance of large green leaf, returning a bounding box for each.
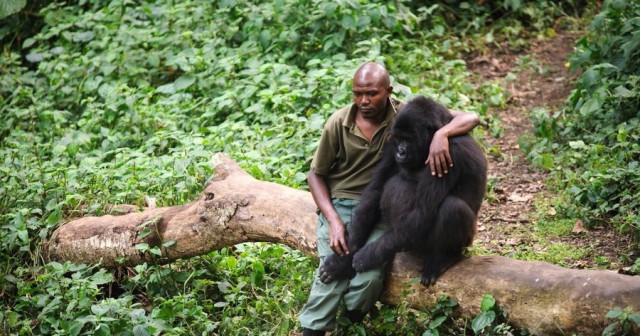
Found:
[0,0,25,19]
[471,311,496,334]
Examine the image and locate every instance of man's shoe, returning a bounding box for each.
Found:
[343,309,367,324]
[302,328,326,336]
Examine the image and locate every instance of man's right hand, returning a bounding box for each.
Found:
[307,171,350,255]
[328,219,349,256]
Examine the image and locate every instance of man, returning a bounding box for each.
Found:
[298,62,480,335]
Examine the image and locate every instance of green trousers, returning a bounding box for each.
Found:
[298,198,386,331]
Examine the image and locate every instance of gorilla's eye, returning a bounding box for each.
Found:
[395,135,410,142]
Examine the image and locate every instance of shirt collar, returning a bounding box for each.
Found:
[343,97,399,129]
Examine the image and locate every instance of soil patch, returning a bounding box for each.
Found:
[467,31,637,271]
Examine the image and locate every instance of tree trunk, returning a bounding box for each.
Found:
[46,153,640,335]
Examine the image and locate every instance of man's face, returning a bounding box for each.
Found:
[352,76,391,120]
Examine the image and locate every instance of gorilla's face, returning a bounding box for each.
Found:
[395,140,409,162]
[391,125,431,170]
[391,98,451,170]
[391,106,442,170]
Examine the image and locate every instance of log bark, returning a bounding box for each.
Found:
[46,153,640,335]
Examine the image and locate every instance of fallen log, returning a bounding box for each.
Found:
[46,153,640,335]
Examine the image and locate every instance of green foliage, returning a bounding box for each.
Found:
[355,284,461,336]
[603,306,640,336]
[629,258,640,275]
[472,294,497,334]
[0,0,25,19]
[0,0,27,19]
[334,289,524,335]
[470,294,520,336]
[403,0,587,52]
[4,262,161,335]
[523,0,640,240]
[419,295,461,336]
[0,0,575,334]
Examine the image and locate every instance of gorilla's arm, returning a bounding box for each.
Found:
[347,145,399,250]
[318,144,398,284]
[351,171,457,272]
[352,136,485,285]
[351,209,430,272]
[426,110,480,177]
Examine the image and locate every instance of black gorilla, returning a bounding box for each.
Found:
[319,96,487,286]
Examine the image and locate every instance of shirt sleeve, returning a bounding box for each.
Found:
[310,117,340,176]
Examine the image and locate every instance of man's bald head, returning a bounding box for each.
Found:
[352,62,393,122]
[353,62,390,89]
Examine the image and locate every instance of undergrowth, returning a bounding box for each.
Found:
[522,0,640,243]
[1,0,634,334]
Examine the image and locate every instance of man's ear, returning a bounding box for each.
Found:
[386,86,393,96]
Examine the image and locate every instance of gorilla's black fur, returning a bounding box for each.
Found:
[320,96,487,286]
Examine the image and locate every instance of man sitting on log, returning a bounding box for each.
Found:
[297,61,480,335]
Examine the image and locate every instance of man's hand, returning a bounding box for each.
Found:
[425,129,452,177]
[328,219,349,256]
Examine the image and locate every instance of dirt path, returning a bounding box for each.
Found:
[467,31,636,271]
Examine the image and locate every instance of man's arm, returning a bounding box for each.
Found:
[307,171,349,256]
[426,110,480,177]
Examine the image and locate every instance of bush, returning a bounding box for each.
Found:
[1,0,573,334]
[525,0,640,238]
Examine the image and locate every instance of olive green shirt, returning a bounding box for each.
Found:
[310,97,405,200]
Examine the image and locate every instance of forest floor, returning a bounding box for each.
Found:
[466,30,637,272]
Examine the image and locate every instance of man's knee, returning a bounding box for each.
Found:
[353,266,384,285]
[352,271,384,295]
[343,267,384,311]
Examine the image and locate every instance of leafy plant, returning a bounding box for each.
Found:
[471,294,519,336]
[603,306,640,336]
[522,0,640,239]
[0,0,25,19]
[420,295,460,336]
[0,0,588,334]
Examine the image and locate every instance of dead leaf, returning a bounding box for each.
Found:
[572,220,584,234]
[508,193,533,202]
[504,238,522,246]
[477,222,485,232]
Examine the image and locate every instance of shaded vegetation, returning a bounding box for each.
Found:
[524,0,640,240]
[1,0,637,334]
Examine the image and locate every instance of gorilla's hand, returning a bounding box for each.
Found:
[351,244,379,272]
[319,253,355,283]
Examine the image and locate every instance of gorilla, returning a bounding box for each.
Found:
[319,96,487,286]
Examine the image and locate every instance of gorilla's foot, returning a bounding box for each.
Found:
[419,270,440,287]
[420,256,463,286]
[351,244,382,272]
[319,253,355,284]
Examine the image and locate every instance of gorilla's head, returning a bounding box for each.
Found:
[390,117,428,170]
[391,96,454,170]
